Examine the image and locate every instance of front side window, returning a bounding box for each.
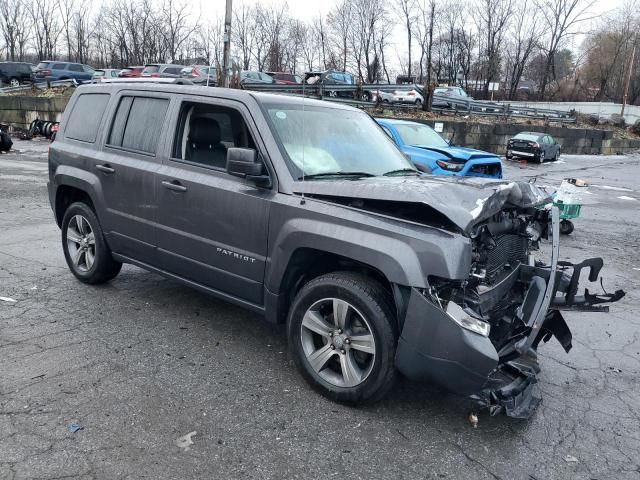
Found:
[65,93,110,143]
[68,64,82,72]
[264,103,414,179]
[172,102,257,170]
[107,96,169,154]
[393,123,449,148]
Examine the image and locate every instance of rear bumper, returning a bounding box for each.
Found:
[394,208,624,417]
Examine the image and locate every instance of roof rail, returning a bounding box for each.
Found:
[100,78,194,85]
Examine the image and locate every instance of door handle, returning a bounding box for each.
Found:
[162,180,188,192]
[96,164,115,174]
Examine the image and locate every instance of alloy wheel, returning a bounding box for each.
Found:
[10,78,19,87]
[300,298,376,388]
[66,214,96,272]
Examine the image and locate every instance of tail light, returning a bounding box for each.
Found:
[151,73,159,78]
[40,69,51,76]
[436,160,465,172]
[191,68,199,77]
[407,92,415,96]
[444,92,453,96]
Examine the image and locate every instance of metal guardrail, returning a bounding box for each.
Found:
[0,79,78,93]
[241,82,577,123]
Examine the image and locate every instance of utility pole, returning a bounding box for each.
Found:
[621,42,636,118]
[222,0,232,88]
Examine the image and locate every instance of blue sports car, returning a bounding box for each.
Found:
[376,118,502,178]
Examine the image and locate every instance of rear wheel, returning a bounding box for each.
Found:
[361,92,371,102]
[61,202,122,284]
[554,150,560,161]
[9,77,20,87]
[287,272,398,404]
[415,99,423,107]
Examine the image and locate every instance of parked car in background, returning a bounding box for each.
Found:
[376,118,502,178]
[304,70,355,98]
[92,69,121,82]
[506,132,561,163]
[391,86,424,106]
[371,90,395,103]
[0,62,36,87]
[240,71,275,85]
[35,61,95,83]
[180,65,217,86]
[118,66,145,78]
[141,64,186,78]
[265,72,302,84]
[433,86,472,108]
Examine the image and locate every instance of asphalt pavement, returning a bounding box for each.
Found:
[1,139,639,480]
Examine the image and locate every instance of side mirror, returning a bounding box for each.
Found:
[226,148,271,187]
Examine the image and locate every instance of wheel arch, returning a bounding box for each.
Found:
[52,166,104,227]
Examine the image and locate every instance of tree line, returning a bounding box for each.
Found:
[0,0,638,103]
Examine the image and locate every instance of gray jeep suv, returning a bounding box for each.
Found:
[48,83,623,417]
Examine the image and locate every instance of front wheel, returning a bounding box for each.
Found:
[536,151,545,163]
[287,272,398,404]
[415,99,423,107]
[9,78,20,87]
[61,202,122,284]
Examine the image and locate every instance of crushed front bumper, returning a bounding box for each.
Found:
[394,207,625,418]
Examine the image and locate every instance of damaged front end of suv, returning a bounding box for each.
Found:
[394,184,624,419]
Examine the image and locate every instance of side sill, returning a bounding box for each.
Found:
[111,252,266,316]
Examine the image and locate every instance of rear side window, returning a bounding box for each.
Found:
[65,93,110,143]
[107,96,169,154]
[52,63,67,70]
[68,64,82,72]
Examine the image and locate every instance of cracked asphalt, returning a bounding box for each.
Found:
[1,139,639,480]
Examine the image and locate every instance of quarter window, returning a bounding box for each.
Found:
[65,93,110,143]
[107,96,169,154]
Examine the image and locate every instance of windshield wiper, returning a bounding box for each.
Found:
[382,168,420,177]
[300,171,376,180]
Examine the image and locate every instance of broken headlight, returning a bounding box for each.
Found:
[446,301,491,337]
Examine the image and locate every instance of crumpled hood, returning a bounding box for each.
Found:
[294,176,550,234]
[410,145,499,162]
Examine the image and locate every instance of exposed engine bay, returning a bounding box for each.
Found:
[424,206,624,417]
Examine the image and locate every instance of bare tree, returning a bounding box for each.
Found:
[233,3,256,70]
[160,0,199,62]
[0,0,30,60]
[397,0,416,78]
[327,0,353,72]
[474,0,514,98]
[535,0,596,98]
[505,2,540,99]
[29,0,63,60]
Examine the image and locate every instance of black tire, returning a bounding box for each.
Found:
[560,220,574,235]
[554,150,560,161]
[415,99,423,106]
[535,152,545,163]
[9,77,20,87]
[287,272,398,405]
[361,92,371,102]
[61,202,122,284]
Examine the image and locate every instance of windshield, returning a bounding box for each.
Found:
[394,123,449,148]
[265,103,415,179]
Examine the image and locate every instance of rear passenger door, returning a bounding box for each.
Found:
[155,96,273,306]
[96,91,172,266]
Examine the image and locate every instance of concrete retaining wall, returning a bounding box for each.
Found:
[390,118,640,155]
[0,96,69,129]
[1,95,638,155]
